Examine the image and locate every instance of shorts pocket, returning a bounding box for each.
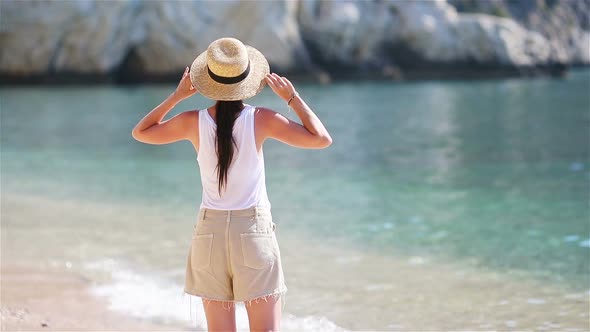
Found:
[191,233,213,270]
[240,233,276,270]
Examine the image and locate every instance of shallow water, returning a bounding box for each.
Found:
[1,69,589,330]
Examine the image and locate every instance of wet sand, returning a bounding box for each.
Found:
[0,263,188,331]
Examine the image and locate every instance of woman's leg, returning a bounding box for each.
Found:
[244,294,282,332]
[202,298,236,332]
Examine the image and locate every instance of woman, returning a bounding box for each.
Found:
[132,37,332,332]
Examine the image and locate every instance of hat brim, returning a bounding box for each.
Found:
[189,45,270,101]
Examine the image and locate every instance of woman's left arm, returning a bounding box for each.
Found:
[132,67,198,145]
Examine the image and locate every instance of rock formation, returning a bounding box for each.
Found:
[0,0,587,83]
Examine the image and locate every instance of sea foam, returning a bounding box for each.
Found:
[84,258,347,331]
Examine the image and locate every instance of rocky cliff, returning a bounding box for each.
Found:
[0,0,588,84]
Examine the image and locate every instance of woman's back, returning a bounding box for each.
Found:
[197,104,270,210]
[132,37,332,332]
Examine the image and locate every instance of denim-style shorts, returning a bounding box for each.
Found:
[184,206,288,308]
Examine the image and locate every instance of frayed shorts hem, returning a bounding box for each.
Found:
[184,289,234,302]
[183,286,287,302]
[183,286,288,310]
[238,286,288,305]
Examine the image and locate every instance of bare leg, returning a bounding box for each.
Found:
[201,298,237,332]
[244,294,282,332]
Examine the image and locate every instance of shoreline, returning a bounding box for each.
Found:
[1,190,589,331]
[0,262,188,331]
[0,63,583,87]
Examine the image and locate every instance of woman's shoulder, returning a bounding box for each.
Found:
[252,106,285,139]
[251,105,277,117]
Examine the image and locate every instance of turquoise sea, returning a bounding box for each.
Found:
[2,69,589,331]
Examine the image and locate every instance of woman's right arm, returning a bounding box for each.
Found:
[261,73,332,149]
[132,67,198,145]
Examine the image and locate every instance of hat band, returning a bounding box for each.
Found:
[207,61,250,85]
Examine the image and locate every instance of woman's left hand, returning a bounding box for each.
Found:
[174,66,198,100]
[265,73,296,102]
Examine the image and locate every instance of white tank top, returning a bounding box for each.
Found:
[197,103,271,210]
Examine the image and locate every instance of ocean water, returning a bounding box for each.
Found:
[1,69,589,331]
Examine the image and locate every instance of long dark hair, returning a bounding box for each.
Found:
[214,100,244,195]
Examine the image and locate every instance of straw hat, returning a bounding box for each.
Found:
[189,37,270,101]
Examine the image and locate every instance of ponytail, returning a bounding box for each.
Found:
[215,100,243,195]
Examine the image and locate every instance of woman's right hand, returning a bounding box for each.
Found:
[265,73,297,102]
[174,66,198,100]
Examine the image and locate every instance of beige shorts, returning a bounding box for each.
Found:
[184,206,288,308]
